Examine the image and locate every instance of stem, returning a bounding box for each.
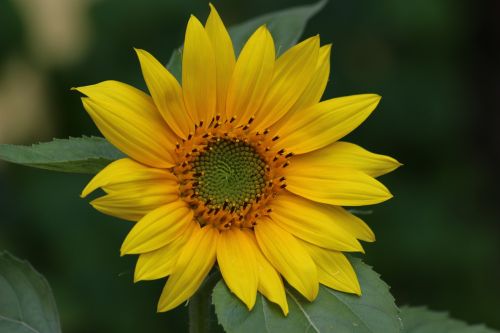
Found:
[189,270,221,333]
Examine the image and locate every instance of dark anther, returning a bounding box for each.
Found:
[282,162,290,168]
[277,148,285,155]
[242,125,249,131]
[263,129,270,135]
[279,176,286,182]
[187,134,193,140]
[267,208,272,213]
[230,117,236,123]
[199,121,204,127]
[248,117,255,124]
[216,115,221,121]
[285,152,294,158]
[280,184,287,189]
[273,156,278,162]
[176,143,180,149]
[272,136,279,141]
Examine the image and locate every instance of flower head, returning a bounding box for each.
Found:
[76,5,400,315]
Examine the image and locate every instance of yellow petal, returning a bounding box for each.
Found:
[252,36,319,131]
[331,209,375,242]
[217,228,258,310]
[75,81,176,168]
[121,200,193,255]
[134,221,199,282]
[291,141,401,178]
[81,158,177,198]
[205,4,235,119]
[182,15,216,128]
[226,26,275,126]
[157,226,219,312]
[276,94,381,155]
[300,240,361,295]
[255,217,318,301]
[245,230,289,315]
[285,165,392,206]
[135,48,193,139]
[270,192,364,252]
[90,182,179,221]
[277,44,331,125]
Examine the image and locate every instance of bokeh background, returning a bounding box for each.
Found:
[0,0,498,332]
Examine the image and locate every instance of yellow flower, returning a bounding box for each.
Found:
[76,5,400,315]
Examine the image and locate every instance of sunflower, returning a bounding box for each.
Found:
[76,5,400,315]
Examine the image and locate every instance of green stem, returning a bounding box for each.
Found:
[189,270,221,333]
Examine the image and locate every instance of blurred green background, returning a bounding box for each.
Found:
[0,0,498,332]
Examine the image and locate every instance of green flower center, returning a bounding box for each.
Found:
[192,139,267,209]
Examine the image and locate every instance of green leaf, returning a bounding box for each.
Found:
[229,0,327,56]
[400,306,499,333]
[0,136,124,174]
[0,251,61,333]
[212,258,401,333]
[166,0,327,81]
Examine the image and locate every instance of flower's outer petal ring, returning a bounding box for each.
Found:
[252,35,319,131]
[255,217,318,301]
[244,230,289,315]
[299,240,361,295]
[157,226,219,312]
[121,200,194,255]
[74,81,177,168]
[90,184,179,222]
[226,26,275,126]
[134,221,199,282]
[285,44,332,118]
[217,228,258,310]
[135,48,193,139]
[285,165,392,206]
[81,158,177,198]
[291,141,402,178]
[205,4,235,120]
[270,191,365,252]
[275,94,381,155]
[182,15,217,128]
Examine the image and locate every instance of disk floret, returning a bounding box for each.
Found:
[173,118,292,230]
[192,139,267,209]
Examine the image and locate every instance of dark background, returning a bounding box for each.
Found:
[0,0,499,332]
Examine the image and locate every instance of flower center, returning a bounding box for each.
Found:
[173,119,292,230]
[192,139,267,209]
